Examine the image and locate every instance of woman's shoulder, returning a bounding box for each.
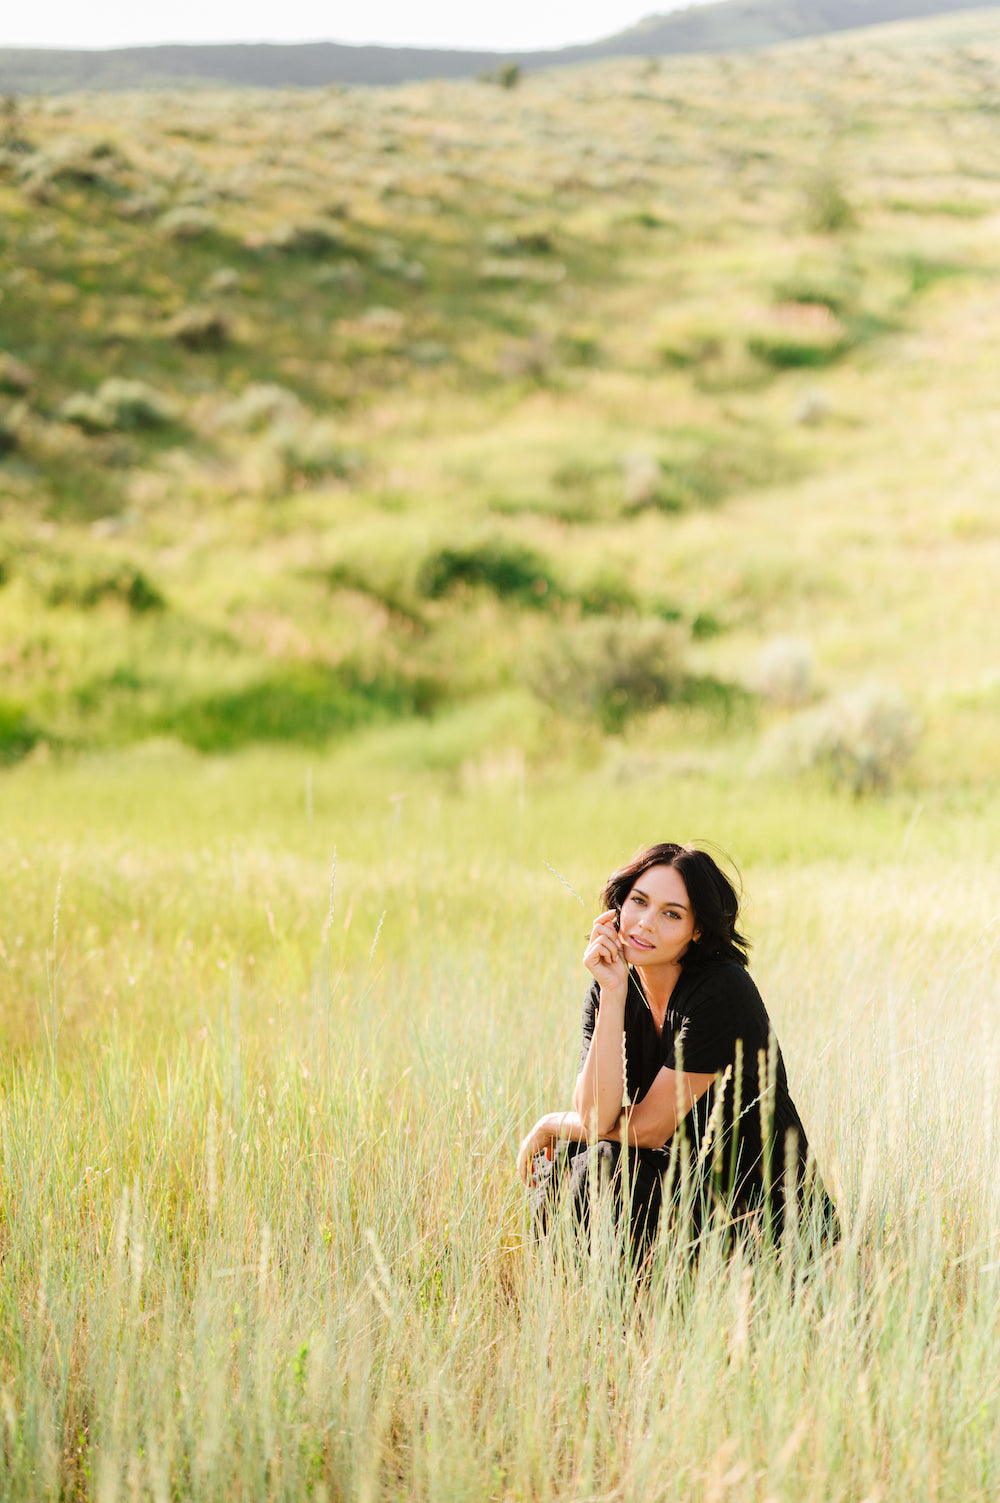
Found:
[675,962,771,1050]
[681,960,764,1009]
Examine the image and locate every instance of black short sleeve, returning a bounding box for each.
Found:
[670,965,770,1076]
[578,981,599,1075]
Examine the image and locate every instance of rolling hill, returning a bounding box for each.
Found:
[4,8,1000,789]
[3,0,1000,91]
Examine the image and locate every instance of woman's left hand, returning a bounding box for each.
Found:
[516,1115,559,1186]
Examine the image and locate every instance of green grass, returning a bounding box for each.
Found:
[5,20,1000,761]
[3,744,1000,1498]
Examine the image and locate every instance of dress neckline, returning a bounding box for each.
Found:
[629,963,688,1033]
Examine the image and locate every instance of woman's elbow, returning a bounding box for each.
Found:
[633,1116,673,1150]
[573,1085,601,1135]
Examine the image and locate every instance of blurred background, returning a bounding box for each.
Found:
[4,0,1000,797]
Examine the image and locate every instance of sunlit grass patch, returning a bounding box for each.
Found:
[3,748,1000,1495]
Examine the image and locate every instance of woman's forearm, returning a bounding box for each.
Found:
[604,1063,718,1150]
[548,1109,589,1143]
[572,984,627,1135]
[604,1110,662,1151]
[516,1108,593,1183]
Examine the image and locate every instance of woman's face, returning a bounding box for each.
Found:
[618,863,699,968]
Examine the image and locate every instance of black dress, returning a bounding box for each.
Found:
[535,962,837,1258]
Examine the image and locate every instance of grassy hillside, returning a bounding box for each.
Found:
[3,11,1000,790]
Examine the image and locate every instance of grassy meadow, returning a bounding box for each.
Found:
[4,748,1000,1499]
[4,10,1000,1499]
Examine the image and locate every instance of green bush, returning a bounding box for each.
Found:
[747,309,850,369]
[575,569,638,616]
[417,539,557,606]
[772,265,857,318]
[529,617,687,732]
[803,169,858,234]
[161,661,440,751]
[0,698,39,763]
[46,562,165,614]
[691,609,724,640]
[0,404,20,453]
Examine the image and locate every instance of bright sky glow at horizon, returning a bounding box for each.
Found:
[1,3,681,52]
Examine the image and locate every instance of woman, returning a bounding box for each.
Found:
[516,842,837,1259]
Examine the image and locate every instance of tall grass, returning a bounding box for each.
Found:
[3,748,1000,1497]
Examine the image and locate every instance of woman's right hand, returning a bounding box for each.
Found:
[516,1115,558,1186]
[583,909,627,993]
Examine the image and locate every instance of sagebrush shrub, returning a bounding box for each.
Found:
[781,682,919,793]
[158,206,220,241]
[167,306,231,351]
[622,450,663,510]
[218,384,304,433]
[60,379,178,433]
[803,168,858,234]
[530,617,686,731]
[751,636,814,708]
[273,418,353,480]
[0,351,34,393]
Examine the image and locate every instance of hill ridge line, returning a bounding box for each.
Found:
[4,0,1000,91]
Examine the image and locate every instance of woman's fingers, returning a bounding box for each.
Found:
[589,913,619,949]
[583,945,613,973]
[587,918,622,957]
[583,910,627,985]
[583,921,625,973]
[516,1130,545,1185]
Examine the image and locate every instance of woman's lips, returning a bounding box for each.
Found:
[625,934,653,951]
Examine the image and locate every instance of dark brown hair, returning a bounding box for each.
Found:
[601,842,750,969]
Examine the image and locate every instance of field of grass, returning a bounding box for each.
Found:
[4,743,1000,1498]
[4,10,1000,780]
[5,9,1000,1499]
